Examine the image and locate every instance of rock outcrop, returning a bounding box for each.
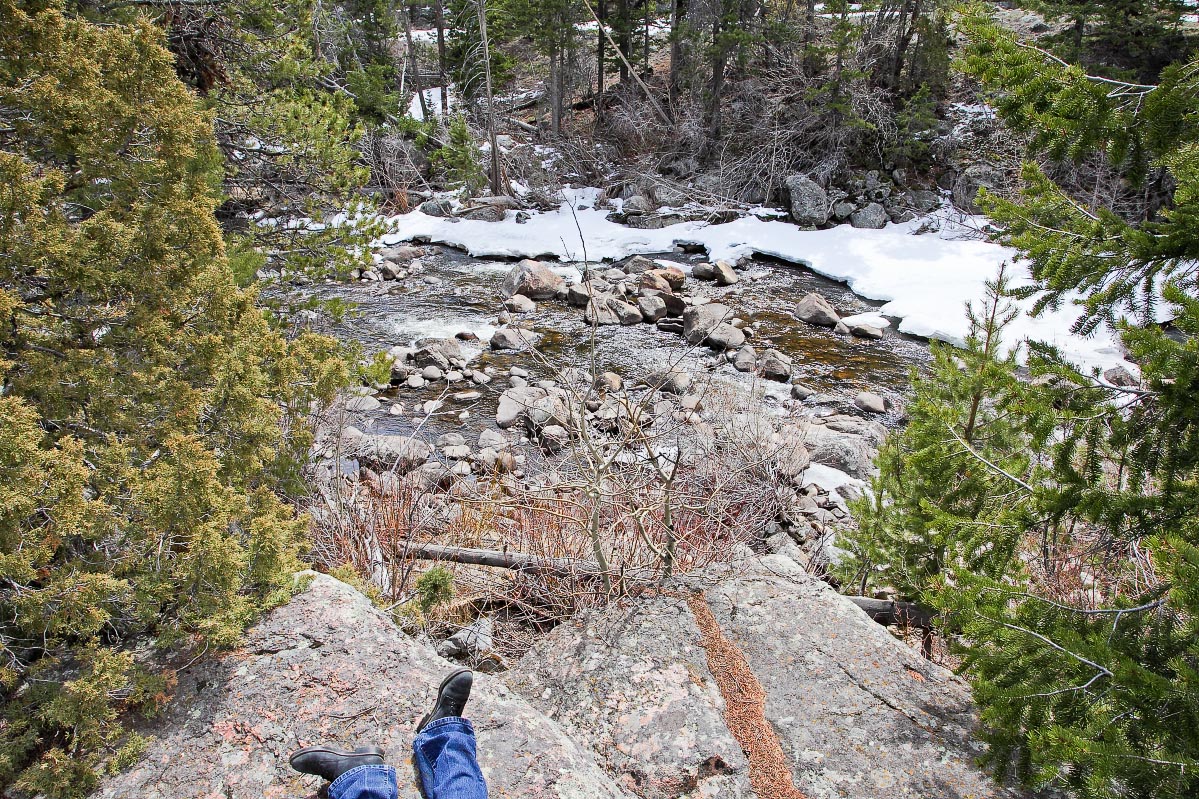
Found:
[98,573,629,799]
[100,560,1022,799]
[511,556,1021,799]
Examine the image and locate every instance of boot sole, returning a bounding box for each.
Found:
[416,667,473,733]
[288,745,385,769]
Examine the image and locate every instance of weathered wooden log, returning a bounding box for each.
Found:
[404,543,937,634]
[846,596,937,630]
[402,542,600,578]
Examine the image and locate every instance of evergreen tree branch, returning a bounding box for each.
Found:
[945,421,1036,493]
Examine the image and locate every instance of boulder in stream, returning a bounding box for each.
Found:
[682,302,734,344]
[794,292,840,327]
[490,327,540,351]
[501,259,565,300]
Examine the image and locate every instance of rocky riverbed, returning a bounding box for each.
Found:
[288,237,938,602]
[297,242,930,439]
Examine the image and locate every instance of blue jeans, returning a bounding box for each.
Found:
[328,718,487,799]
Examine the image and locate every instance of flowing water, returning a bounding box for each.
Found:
[294,245,932,441]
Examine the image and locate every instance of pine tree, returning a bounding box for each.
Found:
[0,2,348,794]
[1015,0,1189,81]
[839,267,1046,601]
[841,10,1199,797]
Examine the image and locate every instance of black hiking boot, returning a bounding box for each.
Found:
[289,744,385,782]
[416,668,473,734]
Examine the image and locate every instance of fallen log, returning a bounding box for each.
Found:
[845,596,936,630]
[846,596,937,658]
[402,542,601,578]
[404,543,937,634]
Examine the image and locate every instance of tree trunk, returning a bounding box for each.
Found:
[550,37,562,134]
[401,5,429,120]
[476,0,503,194]
[596,0,607,121]
[643,0,651,73]
[617,0,631,81]
[435,0,449,114]
[706,1,727,144]
[890,0,923,90]
[668,0,685,111]
[401,543,602,577]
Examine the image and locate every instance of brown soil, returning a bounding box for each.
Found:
[686,591,808,799]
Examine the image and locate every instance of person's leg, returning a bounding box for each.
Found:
[327,764,399,799]
[289,744,394,799]
[412,717,487,799]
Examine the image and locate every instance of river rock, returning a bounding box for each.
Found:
[706,323,745,351]
[647,290,686,317]
[478,428,509,449]
[847,318,884,338]
[380,244,424,262]
[712,260,739,286]
[850,202,888,229]
[350,434,432,473]
[496,386,570,430]
[854,391,887,414]
[623,195,656,215]
[540,424,570,452]
[794,293,840,327]
[344,394,381,413]
[804,424,878,479]
[759,348,793,381]
[402,461,453,492]
[732,346,757,372]
[586,295,642,326]
[438,616,495,660]
[504,294,537,313]
[910,189,939,213]
[458,204,506,222]
[647,266,686,291]
[501,259,565,299]
[784,174,829,227]
[406,374,426,389]
[648,368,692,395]
[419,198,454,217]
[443,444,472,460]
[638,271,674,294]
[597,372,623,392]
[413,338,463,367]
[623,255,657,274]
[832,201,856,220]
[422,365,444,381]
[682,303,733,344]
[567,282,600,307]
[637,295,668,322]
[692,262,716,280]
[1104,364,1138,387]
[490,327,540,351]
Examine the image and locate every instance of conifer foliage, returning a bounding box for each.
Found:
[842,11,1199,798]
[0,2,347,794]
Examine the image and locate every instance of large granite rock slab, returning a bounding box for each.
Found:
[508,597,752,799]
[98,574,633,799]
[510,556,1023,799]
